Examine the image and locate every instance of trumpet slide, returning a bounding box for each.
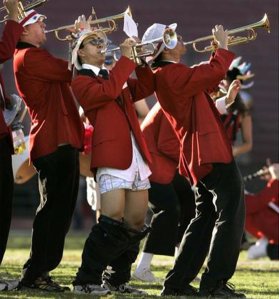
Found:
[0,0,48,23]
[184,13,270,53]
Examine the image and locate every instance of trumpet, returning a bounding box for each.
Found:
[184,13,270,53]
[0,0,48,23]
[104,27,177,64]
[45,6,132,41]
[243,167,270,182]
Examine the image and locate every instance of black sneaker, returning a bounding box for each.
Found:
[161,284,198,296]
[199,282,246,298]
[20,276,68,292]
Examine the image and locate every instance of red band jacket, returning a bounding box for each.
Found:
[71,56,154,172]
[245,179,279,243]
[0,20,23,147]
[141,102,179,184]
[154,49,235,185]
[13,44,84,161]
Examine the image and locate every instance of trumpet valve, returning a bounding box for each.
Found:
[17,1,26,20]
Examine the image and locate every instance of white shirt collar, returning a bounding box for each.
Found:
[81,64,108,76]
[161,60,178,64]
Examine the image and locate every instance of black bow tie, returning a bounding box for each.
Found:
[98,69,109,80]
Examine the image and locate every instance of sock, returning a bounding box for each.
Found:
[135,252,153,271]
[175,245,180,259]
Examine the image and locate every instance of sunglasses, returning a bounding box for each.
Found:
[84,38,106,47]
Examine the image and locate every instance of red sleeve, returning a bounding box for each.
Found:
[245,179,279,214]
[0,20,23,63]
[167,49,235,97]
[72,56,136,110]
[23,48,72,82]
[127,64,155,101]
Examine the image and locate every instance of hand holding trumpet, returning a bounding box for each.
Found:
[212,25,229,50]
[119,37,138,59]
[3,0,18,21]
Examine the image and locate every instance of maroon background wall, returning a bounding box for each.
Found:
[3,0,278,164]
[1,0,278,208]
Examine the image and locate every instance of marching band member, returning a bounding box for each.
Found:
[148,23,245,297]
[246,163,279,260]
[70,20,154,295]
[12,9,84,292]
[133,102,195,282]
[0,0,23,291]
[133,80,240,282]
[218,57,254,158]
[218,57,255,250]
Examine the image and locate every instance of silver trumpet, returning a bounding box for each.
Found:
[103,27,177,63]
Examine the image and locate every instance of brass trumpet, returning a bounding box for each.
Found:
[184,13,270,53]
[0,0,48,23]
[45,6,132,41]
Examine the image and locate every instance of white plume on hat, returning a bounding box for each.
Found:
[142,23,177,61]
[228,56,255,89]
[19,9,46,27]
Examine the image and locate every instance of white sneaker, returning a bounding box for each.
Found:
[73,284,110,295]
[132,268,159,282]
[247,237,268,259]
[0,279,19,291]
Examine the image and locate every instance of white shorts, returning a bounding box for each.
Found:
[97,172,150,194]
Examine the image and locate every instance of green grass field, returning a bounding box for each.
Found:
[0,231,278,298]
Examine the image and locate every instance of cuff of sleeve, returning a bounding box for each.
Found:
[215,96,227,114]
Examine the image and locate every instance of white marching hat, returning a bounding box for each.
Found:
[19,9,46,27]
[142,23,177,60]
[71,29,107,70]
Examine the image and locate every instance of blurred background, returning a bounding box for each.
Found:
[1,0,278,229]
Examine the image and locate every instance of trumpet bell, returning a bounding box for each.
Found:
[163,28,177,49]
[184,13,271,53]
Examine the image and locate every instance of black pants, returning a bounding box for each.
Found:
[0,136,14,265]
[267,244,279,260]
[103,225,150,287]
[144,181,180,256]
[144,173,195,256]
[172,173,196,244]
[74,216,150,286]
[164,160,245,291]
[74,216,132,285]
[22,145,80,283]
